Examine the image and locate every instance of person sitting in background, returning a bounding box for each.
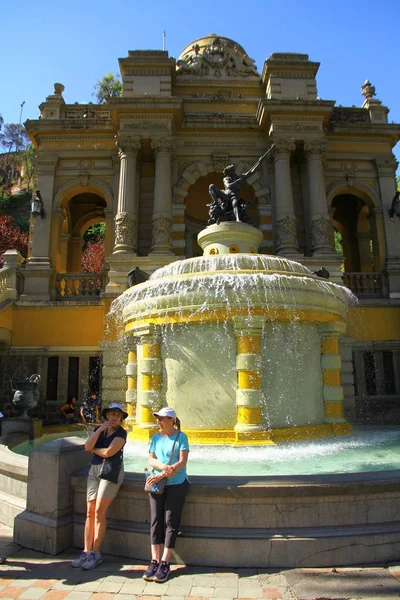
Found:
[80,393,101,424]
[60,397,78,424]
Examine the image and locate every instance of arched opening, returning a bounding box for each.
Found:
[61,193,107,273]
[332,193,374,272]
[184,172,258,257]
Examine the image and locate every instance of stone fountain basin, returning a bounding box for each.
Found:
[4,436,400,567]
[123,261,350,326]
[71,469,400,567]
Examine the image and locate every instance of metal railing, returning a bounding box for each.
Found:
[343,272,384,298]
[56,273,104,300]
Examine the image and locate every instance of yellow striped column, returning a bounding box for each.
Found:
[233,316,265,433]
[137,327,163,429]
[125,345,137,426]
[319,322,346,424]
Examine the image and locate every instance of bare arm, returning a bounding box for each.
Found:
[84,422,108,451]
[60,403,69,417]
[91,436,125,458]
[147,449,189,486]
[169,449,189,474]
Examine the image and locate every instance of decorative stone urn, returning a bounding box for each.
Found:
[11,374,41,419]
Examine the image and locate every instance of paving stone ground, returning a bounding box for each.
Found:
[2,524,400,600]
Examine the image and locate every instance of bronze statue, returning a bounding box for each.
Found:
[207,144,275,225]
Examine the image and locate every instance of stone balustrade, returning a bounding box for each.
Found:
[343,272,384,298]
[0,266,11,304]
[56,273,104,300]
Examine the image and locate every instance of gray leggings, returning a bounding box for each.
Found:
[149,479,189,548]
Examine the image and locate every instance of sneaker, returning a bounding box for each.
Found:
[142,559,159,581]
[82,551,104,570]
[153,560,171,583]
[71,551,90,568]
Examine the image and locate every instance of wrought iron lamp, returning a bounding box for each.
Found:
[388,191,400,220]
[30,190,46,219]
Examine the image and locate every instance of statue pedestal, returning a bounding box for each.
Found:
[198,222,263,256]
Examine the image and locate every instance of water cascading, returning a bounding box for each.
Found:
[117,221,354,445]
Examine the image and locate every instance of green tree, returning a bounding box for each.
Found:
[83,222,106,247]
[93,73,122,104]
[0,123,30,193]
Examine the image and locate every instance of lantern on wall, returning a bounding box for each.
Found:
[389,192,400,220]
[30,190,46,219]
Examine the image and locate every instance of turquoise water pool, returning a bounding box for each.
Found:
[11,427,400,476]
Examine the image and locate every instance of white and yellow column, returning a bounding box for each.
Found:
[125,346,137,428]
[319,322,351,435]
[134,326,163,439]
[233,317,272,444]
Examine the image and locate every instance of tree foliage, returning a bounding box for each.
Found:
[83,222,106,248]
[93,73,122,104]
[81,238,105,273]
[0,215,28,267]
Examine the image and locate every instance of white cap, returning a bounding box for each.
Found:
[153,407,177,419]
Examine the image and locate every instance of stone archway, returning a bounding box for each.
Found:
[172,159,270,257]
[327,181,383,276]
[51,178,114,274]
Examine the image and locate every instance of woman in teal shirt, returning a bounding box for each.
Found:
[143,407,189,583]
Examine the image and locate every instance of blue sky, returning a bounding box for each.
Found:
[2,0,399,162]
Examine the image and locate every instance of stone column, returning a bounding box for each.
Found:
[375,158,400,297]
[126,345,138,428]
[233,316,268,438]
[20,156,57,301]
[340,336,356,421]
[304,140,334,255]
[272,141,299,254]
[150,138,175,254]
[137,325,163,431]
[1,249,24,301]
[113,136,141,254]
[100,341,126,405]
[318,322,349,433]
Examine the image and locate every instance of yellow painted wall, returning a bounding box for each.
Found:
[0,305,13,331]
[11,305,106,346]
[0,302,399,348]
[347,307,400,341]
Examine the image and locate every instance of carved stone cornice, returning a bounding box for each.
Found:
[304,140,327,156]
[374,157,398,176]
[115,135,141,156]
[151,138,175,155]
[35,156,58,174]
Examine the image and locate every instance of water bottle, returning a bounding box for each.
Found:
[144,468,159,492]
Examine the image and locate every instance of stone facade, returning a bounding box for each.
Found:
[0,34,400,421]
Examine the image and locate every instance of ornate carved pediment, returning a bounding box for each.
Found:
[176,35,259,78]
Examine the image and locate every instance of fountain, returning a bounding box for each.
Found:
[121,220,352,445]
[9,159,400,567]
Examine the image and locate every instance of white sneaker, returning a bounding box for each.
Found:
[82,551,103,570]
[71,551,90,568]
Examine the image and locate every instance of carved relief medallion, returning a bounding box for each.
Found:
[115,212,137,250]
[310,217,333,250]
[276,215,298,249]
[152,216,173,247]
